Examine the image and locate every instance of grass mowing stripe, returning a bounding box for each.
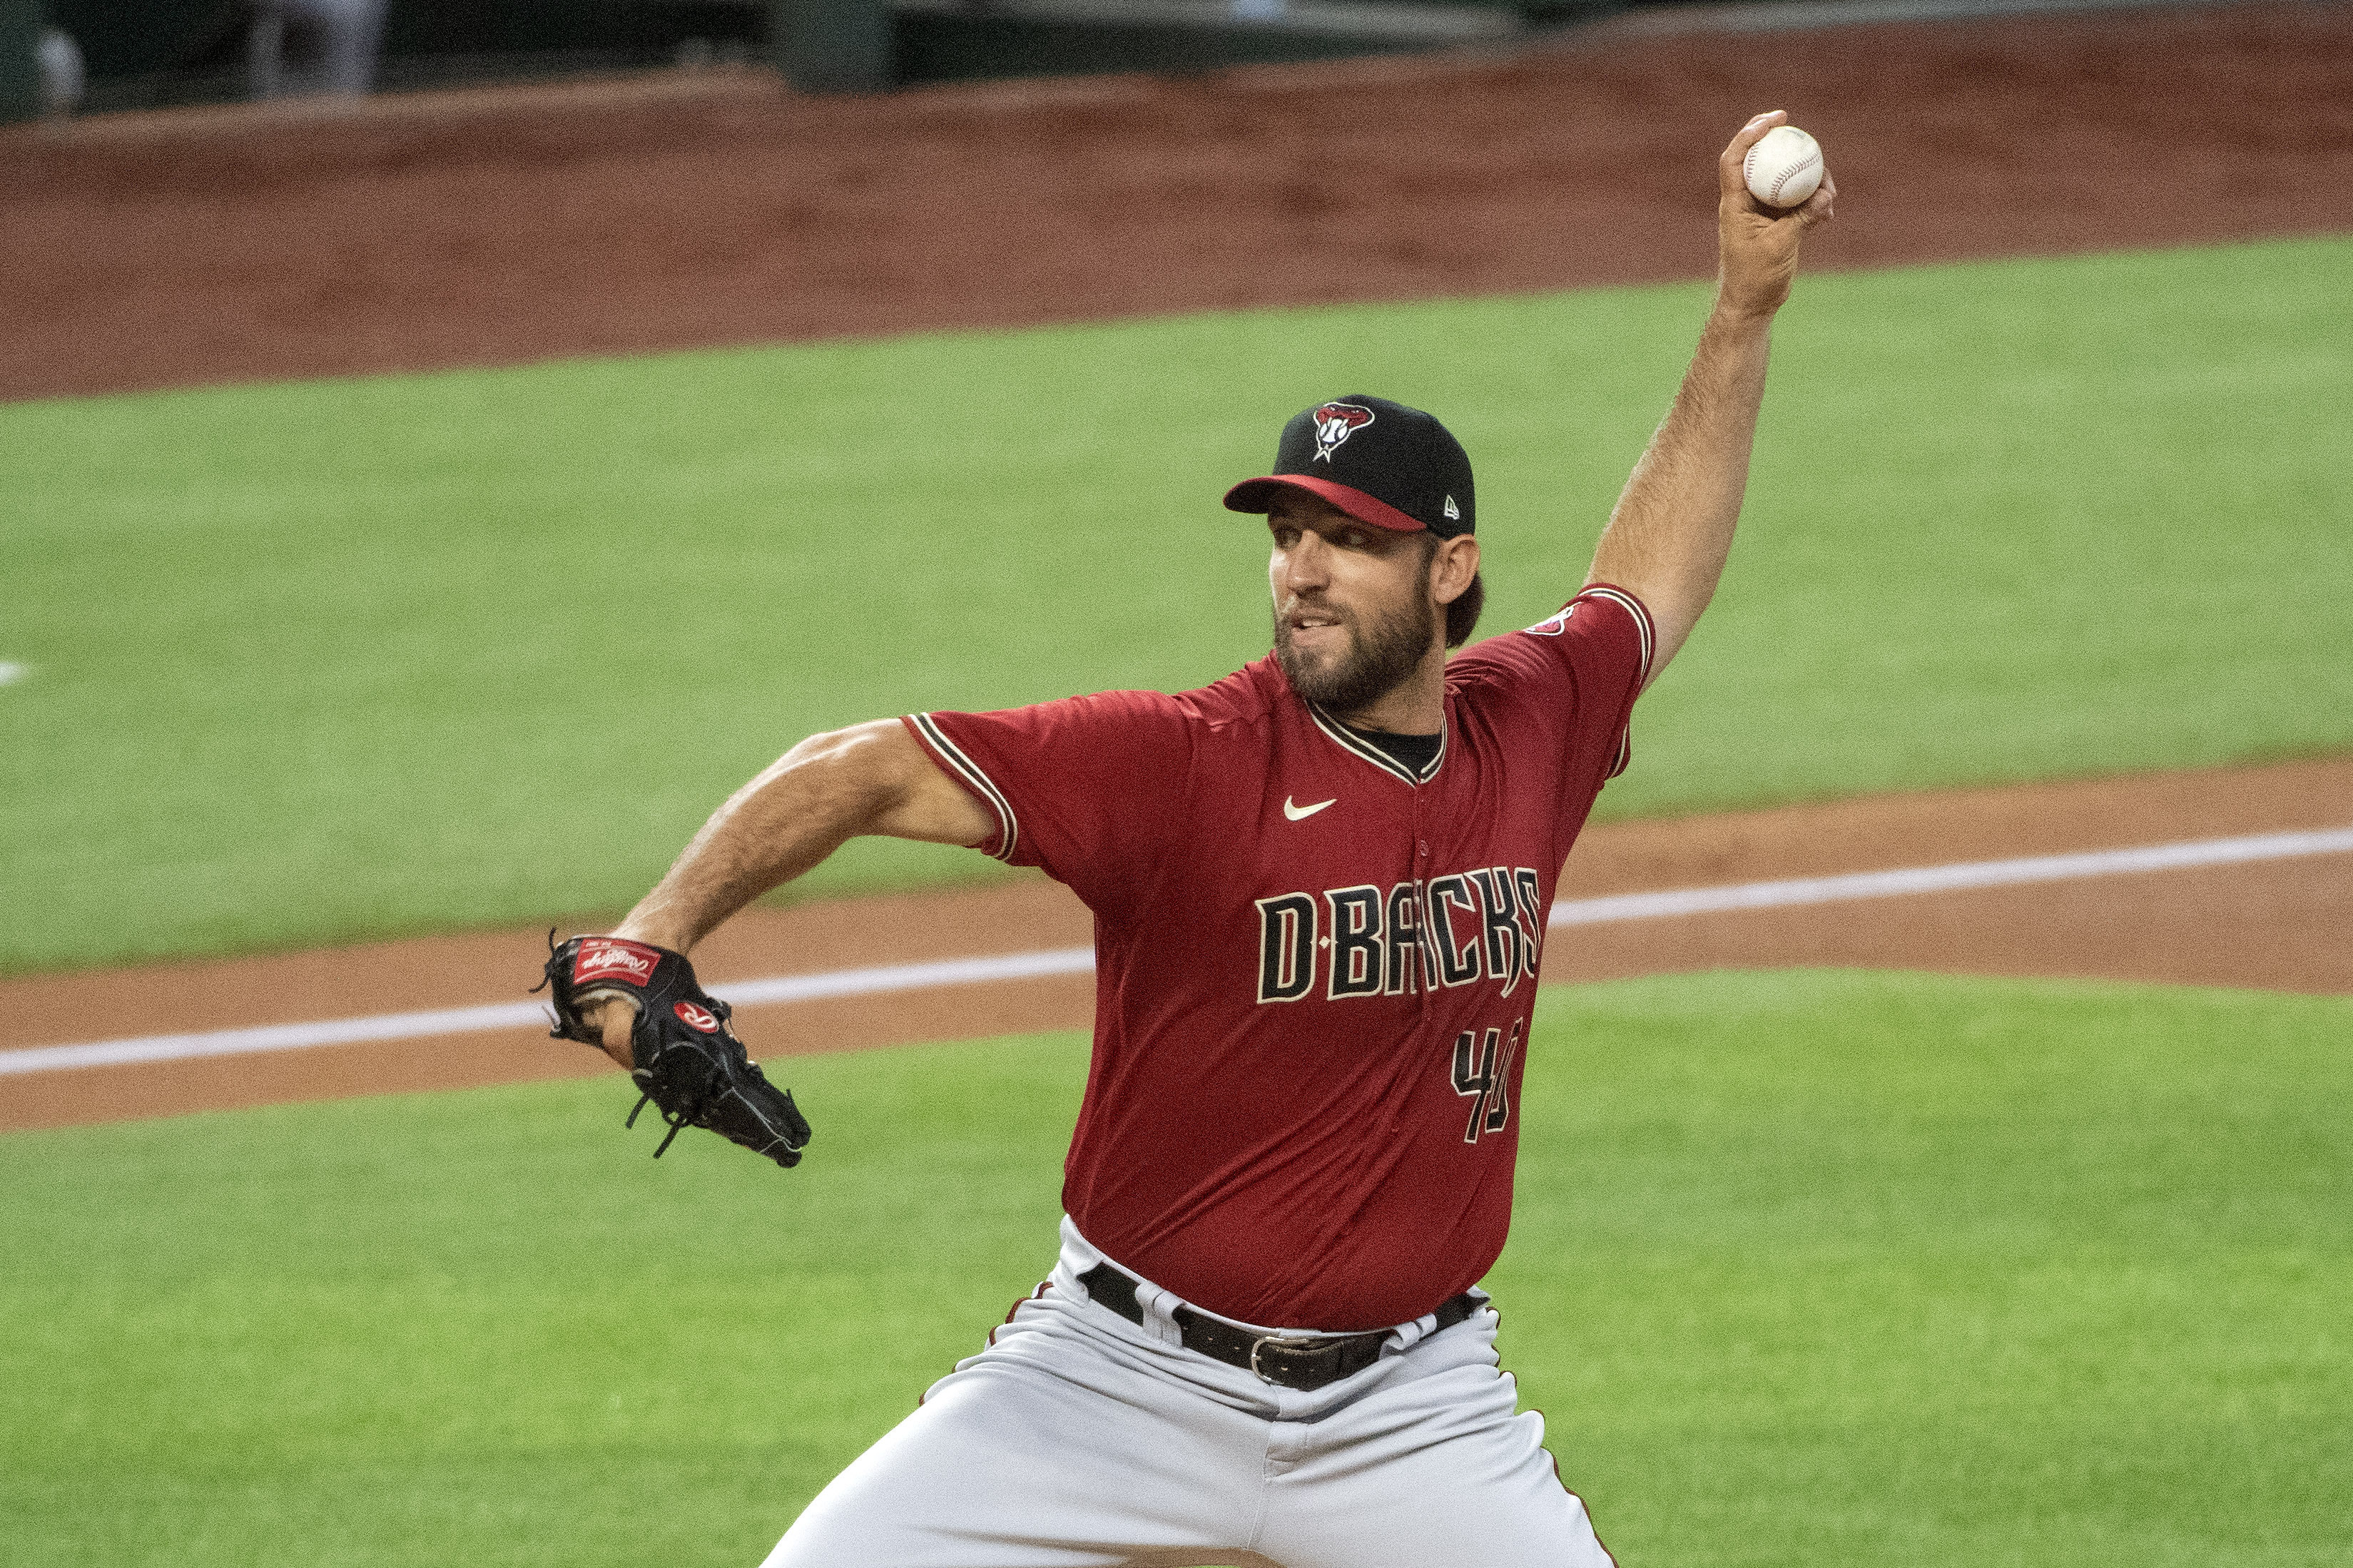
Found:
[3,972,2347,1567]
[4,235,2350,972]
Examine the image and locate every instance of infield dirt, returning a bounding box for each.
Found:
[2,1,2347,1130]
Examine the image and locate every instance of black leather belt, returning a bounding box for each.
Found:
[1078,1262,1481,1393]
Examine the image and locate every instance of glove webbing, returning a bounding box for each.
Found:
[626,1084,696,1159]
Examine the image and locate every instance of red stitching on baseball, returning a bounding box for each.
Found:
[1772,151,1820,202]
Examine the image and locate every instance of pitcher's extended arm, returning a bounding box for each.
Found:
[581,720,992,1063]
[1588,111,1836,681]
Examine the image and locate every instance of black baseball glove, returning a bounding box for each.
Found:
[537,933,812,1168]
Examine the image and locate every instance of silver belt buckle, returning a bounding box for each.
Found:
[1248,1333,1325,1385]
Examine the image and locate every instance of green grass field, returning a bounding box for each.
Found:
[5,971,2348,1567]
[4,235,2350,972]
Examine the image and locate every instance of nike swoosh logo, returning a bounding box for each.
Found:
[1283,795,1337,821]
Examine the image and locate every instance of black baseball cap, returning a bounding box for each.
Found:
[1223,395,1475,538]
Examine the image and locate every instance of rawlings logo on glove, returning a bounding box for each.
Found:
[535,932,813,1169]
[571,937,662,988]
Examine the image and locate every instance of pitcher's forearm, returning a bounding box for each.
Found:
[611,735,878,953]
[611,721,989,954]
[1584,111,1831,683]
[1587,303,1774,676]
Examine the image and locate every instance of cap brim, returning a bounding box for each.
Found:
[1221,475,1427,534]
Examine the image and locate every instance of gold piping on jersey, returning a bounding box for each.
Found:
[1304,701,1448,788]
[1575,585,1655,683]
[1569,586,1653,780]
[910,713,1020,862]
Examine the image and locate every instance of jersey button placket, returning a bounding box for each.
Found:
[1411,801,1433,1012]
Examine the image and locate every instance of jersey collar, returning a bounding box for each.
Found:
[1305,699,1448,787]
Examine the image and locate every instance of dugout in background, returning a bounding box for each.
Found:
[0,0,39,120]
[43,0,1633,110]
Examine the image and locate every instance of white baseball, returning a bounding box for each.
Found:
[1743,125,1824,209]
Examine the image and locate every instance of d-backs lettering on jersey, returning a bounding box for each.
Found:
[1254,866,1547,1004]
[904,584,1652,1331]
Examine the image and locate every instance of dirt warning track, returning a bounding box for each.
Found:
[5,1,2353,400]
[4,756,2346,1134]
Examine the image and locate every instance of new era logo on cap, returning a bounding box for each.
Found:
[1222,394,1475,539]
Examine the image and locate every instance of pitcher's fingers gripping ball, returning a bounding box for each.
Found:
[537,933,813,1166]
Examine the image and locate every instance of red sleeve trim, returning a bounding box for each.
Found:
[1570,582,1655,686]
[903,713,1019,862]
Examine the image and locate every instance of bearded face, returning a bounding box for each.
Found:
[1271,565,1437,716]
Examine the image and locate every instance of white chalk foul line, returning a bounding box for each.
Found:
[0,947,1099,1079]
[4,824,2347,1079]
[1546,823,2353,926]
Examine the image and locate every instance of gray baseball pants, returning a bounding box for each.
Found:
[763,1219,1617,1568]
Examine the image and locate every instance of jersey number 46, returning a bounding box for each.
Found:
[1452,1019,1524,1144]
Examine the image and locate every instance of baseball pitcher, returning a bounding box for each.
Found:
[539,113,1834,1566]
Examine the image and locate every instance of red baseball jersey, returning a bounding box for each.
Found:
[903,584,1654,1331]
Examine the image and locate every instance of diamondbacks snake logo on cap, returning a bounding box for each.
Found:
[1311,402,1375,462]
